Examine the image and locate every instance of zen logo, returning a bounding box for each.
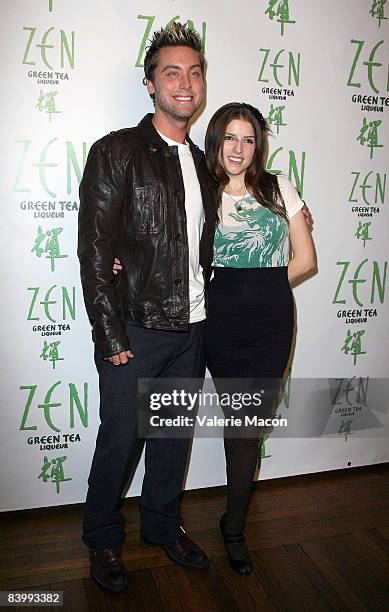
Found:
[332,260,387,307]
[13,139,88,197]
[22,27,75,70]
[258,48,301,88]
[19,381,88,433]
[331,377,369,407]
[135,15,206,68]
[27,286,76,323]
[267,148,306,197]
[347,40,389,94]
[349,171,386,205]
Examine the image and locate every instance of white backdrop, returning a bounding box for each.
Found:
[1,0,388,511]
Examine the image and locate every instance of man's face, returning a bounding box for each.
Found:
[147,46,204,123]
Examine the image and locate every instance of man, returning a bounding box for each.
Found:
[78,23,215,594]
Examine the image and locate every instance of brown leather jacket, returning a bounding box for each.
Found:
[78,114,217,358]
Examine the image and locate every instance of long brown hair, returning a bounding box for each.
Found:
[205,102,287,220]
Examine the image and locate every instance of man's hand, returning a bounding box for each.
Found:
[301,202,313,230]
[108,258,131,363]
[113,257,122,275]
[105,350,134,365]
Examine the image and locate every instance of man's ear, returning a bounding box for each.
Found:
[146,79,155,96]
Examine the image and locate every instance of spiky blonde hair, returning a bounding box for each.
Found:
[144,21,205,85]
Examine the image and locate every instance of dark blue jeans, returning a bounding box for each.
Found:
[82,321,205,549]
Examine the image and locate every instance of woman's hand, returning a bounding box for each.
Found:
[301,201,313,230]
[113,257,122,275]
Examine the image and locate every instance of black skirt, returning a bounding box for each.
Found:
[205,266,294,380]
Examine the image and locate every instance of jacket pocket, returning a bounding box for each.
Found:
[126,185,164,235]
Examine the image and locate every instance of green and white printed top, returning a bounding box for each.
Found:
[212,175,303,268]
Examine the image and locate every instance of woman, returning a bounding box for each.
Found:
[204,102,316,575]
[113,102,316,575]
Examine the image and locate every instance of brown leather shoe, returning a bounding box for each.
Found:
[163,527,209,570]
[89,548,128,593]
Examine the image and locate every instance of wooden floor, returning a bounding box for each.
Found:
[1,463,389,611]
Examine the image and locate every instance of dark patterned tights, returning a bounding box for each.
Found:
[223,434,263,560]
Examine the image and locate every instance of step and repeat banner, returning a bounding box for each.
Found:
[0,0,388,511]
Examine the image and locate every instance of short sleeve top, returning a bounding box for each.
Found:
[212,175,303,268]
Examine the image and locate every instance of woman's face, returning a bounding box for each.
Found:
[219,118,256,181]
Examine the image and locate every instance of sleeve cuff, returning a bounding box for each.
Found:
[92,327,130,358]
[288,198,304,219]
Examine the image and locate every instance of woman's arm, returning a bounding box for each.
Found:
[288,210,317,288]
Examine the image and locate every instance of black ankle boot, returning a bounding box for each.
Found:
[220,514,252,576]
